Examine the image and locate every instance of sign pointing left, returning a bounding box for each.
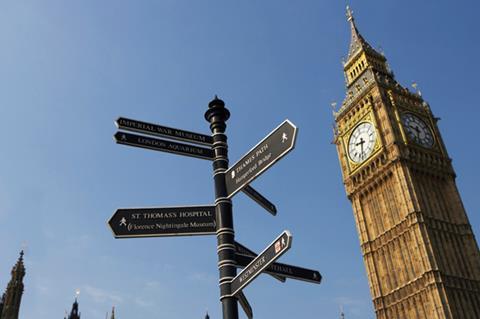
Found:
[114,131,214,160]
[108,205,216,238]
[116,117,213,146]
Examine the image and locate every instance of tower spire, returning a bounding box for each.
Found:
[110,306,115,319]
[345,5,374,62]
[67,297,81,319]
[0,251,26,319]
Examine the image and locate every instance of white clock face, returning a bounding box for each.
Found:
[401,113,434,148]
[348,122,376,163]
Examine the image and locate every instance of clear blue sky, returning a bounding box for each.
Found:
[1,1,479,318]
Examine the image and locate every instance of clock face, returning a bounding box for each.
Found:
[401,113,434,148]
[348,122,376,163]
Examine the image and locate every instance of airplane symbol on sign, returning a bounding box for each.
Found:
[120,217,127,226]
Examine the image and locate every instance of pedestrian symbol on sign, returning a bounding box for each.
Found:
[275,240,281,253]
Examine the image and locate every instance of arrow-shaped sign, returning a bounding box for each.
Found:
[114,131,214,161]
[242,185,277,216]
[230,231,292,296]
[226,120,297,198]
[234,241,285,283]
[116,117,213,146]
[108,205,216,238]
[235,254,321,284]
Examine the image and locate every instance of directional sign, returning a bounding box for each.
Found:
[234,241,286,283]
[235,254,321,284]
[226,120,297,198]
[116,117,213,146]
[114,131,214,160]
[108,205,216,238]
[236,292,253,319]
[230,230,292,296]
[242,185,277,216]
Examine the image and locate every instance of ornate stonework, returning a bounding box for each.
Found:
[334,7,480,318]
[0,251,25,319]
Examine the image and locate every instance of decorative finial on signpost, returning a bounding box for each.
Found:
[205,95,230,127]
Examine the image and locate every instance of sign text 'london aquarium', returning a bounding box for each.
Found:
[114,131,214,160]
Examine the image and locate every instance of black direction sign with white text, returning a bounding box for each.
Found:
[234,241,286,282]
[242,185,277,216]
[114,131,214,160]
[108,206,216,238]
[230,230,292,296]
[235,254,321,284]
[116,117,213,146]
[226,120,297,198]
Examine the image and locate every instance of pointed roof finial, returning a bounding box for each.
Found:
[346,5,354,22]
[344,6,379,63]
[12,249,26,278]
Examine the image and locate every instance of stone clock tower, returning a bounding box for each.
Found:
[333,7,480,318]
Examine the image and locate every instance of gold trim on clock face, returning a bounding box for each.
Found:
[401,113,434,148]
[348,122,377,163]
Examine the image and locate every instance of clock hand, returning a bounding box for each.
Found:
[410,125,421,140]
[356,138,365,158]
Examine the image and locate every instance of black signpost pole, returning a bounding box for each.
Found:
[205,96,239,319]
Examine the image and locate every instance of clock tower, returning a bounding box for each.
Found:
[333,7,480,318]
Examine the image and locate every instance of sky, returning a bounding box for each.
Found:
[0,1,479,318]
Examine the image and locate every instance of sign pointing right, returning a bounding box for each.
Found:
[226,120,297,198]
[230,230,292,296]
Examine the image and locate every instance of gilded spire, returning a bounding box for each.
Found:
[345,6,376,62]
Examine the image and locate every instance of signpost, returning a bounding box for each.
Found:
[114,131,214,160]
[242,185,277,216]
[115,117,213,146]
[110,97,320,319]
[235,253,322,284]
[230,231,292,296]
[108,206,216,238]
[116,118,276,215]
[234,241,286,282]
[225,120,297,198]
